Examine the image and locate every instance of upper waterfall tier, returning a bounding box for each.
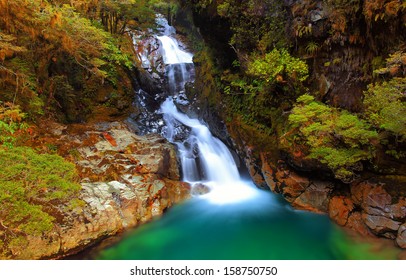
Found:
[157,35,193,65]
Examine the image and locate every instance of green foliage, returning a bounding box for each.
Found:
[0,102,28,148]
[223,48,308,95]
[219,48,309,146]
[248,49,309,84]
[374,51,406,76]
[0,146,82,254]
[288,94,378,182]
[305,41,320,56]
[363,77,406,141]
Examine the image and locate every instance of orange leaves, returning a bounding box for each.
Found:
[0,32,27,62]
[363,0,403,21]
[50,11,62,27]
[102,132,117,147]
[0,102,25,123]
[331,13,347,34]
[0,0,42,38]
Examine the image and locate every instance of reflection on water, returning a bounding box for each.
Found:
[95,187,400,260]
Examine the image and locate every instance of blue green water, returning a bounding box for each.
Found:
[96,187,400,260]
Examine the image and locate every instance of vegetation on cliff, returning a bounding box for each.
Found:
[184,0,406,183]
[0,0,175,258]
[0,0,170,122]
[0,146,83,257]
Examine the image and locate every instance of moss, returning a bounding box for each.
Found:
[0,146,83,255]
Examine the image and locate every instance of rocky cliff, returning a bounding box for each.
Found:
[177,0,406,250]
[7,120,190,259]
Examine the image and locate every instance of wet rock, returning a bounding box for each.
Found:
[329,196,354,226]
[48,122,67,136]
[351,182,406,220]
[309,10,325,22]
[191,183,211,196]
[318,74,331,98]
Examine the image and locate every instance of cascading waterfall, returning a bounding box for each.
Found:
[156,19,259,204]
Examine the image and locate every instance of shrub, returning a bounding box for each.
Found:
[363,77,406,142]
[287,94,378,182]
[247,49,309,85]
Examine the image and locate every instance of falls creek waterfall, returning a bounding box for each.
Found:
[93,17,400,260]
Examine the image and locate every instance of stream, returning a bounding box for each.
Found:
[91,17,399,260]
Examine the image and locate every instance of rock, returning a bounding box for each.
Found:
[363,185,391,211]
[191,183,211,196]
[309,10,325,22]
[10,121,190,259]
[318,74,331,98]
[329,196,354,226]
[48,122,67,136]
[363,214,401,235]
[281,172,310,202]
[260,154,277,192]
[350,181,372,205]
[346,212,374,237]
[351,182,405,240]
[397,224,406,248]
[292,181,332,213]
[388,199,406,220]
[244,153,267,189]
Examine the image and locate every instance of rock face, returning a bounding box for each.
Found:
[15,121,190,259]
[251,152,406,250]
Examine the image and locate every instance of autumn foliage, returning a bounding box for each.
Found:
[0,0,159,121]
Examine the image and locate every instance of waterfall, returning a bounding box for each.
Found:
[155,18,259,204]
[157,35,194,95]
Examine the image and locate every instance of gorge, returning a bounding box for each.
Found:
[0,0,405,260]
[91,16,402,260]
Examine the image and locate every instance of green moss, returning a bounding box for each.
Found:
[0,146,83,255]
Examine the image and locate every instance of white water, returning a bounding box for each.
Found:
[157,18,259,204]
[157,35,194,95]
[157,36,193,65]
[161,98,259,204]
